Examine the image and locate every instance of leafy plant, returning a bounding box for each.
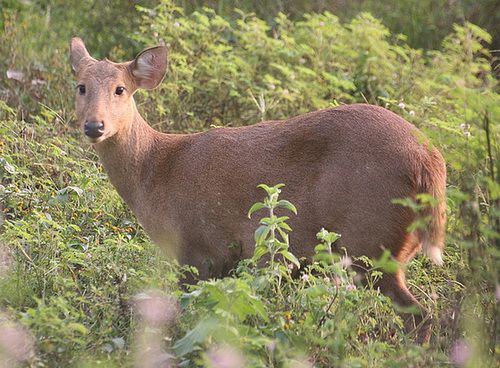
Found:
[248,183,299,272]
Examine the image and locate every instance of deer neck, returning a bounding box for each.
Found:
[93,102,165,211]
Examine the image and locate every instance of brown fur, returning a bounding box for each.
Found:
[70,38,447,343]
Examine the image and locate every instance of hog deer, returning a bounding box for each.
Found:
[69,37,446,343]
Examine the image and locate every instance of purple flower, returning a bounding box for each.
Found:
[266,341,276,351]
[135,292,178,326]
[340,256,352,268]
[450,339,472,367]
[207,346,244,368]
[0,323,34,362]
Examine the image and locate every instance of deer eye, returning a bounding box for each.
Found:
[77,84,86,95]
[115,86,125,96]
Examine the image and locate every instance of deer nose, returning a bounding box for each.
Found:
[84,121,105,139]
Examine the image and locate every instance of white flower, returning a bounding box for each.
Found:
[302,274,309,282]
[409,110,415,116]
[398,103,405,109]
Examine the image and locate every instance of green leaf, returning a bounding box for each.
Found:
[111,338,125,351]
[254,225,271,245]
[247,295,270,322]
[303,284,328,297]
[280,250,300,268]
[3,160,16,174]
[315,243,328,252]
[317,228,341,244]
[230,294,259,322]
[257,183,271,193]
[372,249,400,273]
[68,322,89,336]
[276,200,297,214]
[54,193,69,204]
[278,222,292,231]
[67,186,84,196]
[248,202,266,218]
[258,183,285,196]
[275,216,290,223]
[179,289,202,308]
[313,252,335,265]
[253,245,268,260]
[172,317,220,357]
[0,158,17,181]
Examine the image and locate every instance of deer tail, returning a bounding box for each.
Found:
[416,147,447,266]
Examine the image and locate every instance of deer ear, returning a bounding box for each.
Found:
[130,46,168,90]
[69,37,97,72]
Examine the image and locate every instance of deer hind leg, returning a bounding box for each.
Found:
[377,270,432,344]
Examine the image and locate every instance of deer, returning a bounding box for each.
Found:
[69,37,446,344]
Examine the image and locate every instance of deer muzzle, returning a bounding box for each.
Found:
[84,121,105,140]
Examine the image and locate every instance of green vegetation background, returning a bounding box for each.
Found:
[0,0,499,367]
